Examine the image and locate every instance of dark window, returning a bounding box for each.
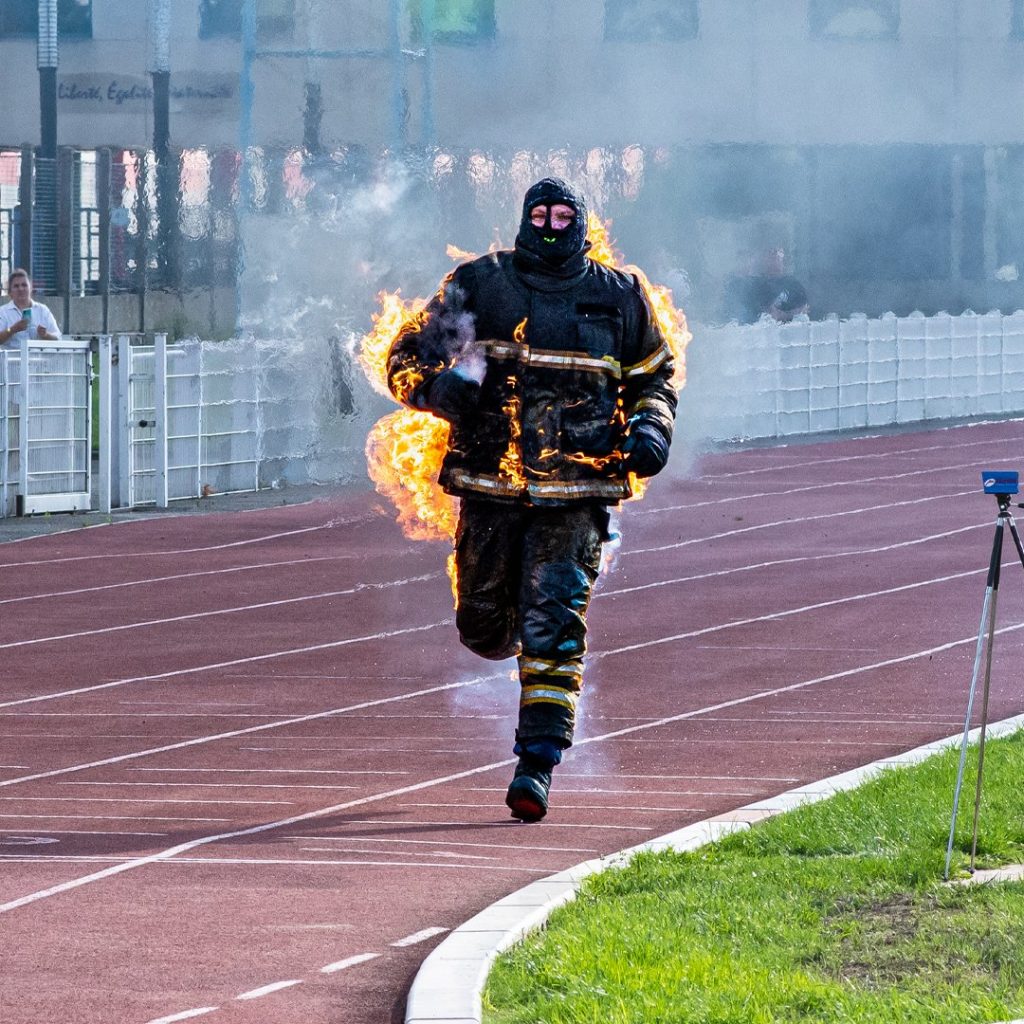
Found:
[809,0,898,40]
[199,0,294,40]
[604,0,698,42]
[814,147,951,280]
[1013,0,1024,39]
[409,0,496,44]
[0,0,92,39]
[992,147,1024,277]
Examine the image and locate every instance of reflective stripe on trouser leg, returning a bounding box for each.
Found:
[518,656,583,741]
[515,504,605,747]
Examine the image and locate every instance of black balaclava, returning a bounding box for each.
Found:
[514,178,589,269]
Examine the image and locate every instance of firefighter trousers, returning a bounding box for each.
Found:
[454,497,608,748]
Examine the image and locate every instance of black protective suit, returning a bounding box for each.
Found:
[387,178,677,755]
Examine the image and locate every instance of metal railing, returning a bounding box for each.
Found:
[0,207,13,286]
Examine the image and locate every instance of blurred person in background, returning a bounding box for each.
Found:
[722,245,809,324]
[387,178,677,823]
[0,269,61,345]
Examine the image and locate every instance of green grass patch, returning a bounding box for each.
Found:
[483,733,1024,1023]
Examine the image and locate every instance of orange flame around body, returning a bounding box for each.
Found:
[358,217,690,589]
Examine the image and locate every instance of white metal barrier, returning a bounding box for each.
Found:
[0,337,93,517]
[686,311,1024,441]
[112,334,264,509]
[3,313,1023,519]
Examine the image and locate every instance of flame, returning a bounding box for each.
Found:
[585,213,690,501]
[365,408,456,542]
[586,212,689,391]
[359,216,690,595]
[498,374,527,490]
[447,243,477,262]
[359,290,430,398]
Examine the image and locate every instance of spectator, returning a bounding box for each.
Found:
[0,269,61,345]
[722,246,809,324]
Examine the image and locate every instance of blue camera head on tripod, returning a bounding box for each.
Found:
[982,470,1018,496]
[982,470,1021,511]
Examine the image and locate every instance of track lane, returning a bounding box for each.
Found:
[0,421,1022,1023]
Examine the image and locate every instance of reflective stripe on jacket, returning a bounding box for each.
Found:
[387,250,677,506]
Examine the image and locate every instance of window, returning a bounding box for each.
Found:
[810,0,898,40]
[814,147,951,281]
[199,0,294,40]
[604,0,698,42]
[1013,0,1024,39]
[409,0,496,44]
[0,0,92,39]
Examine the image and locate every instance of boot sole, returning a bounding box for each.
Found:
[505,781,548,822]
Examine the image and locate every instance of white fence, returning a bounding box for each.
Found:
[2,312,1023,519]
[686,311,1024,441]
[107,333,357,510]
[1,337,92,518]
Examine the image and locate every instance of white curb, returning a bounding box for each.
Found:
[404,713,1024,1024]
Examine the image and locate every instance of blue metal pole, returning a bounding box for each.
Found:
[421,0,435,148]
[236,0,256,333]
[389,0,404,151]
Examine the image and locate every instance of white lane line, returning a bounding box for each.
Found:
[0,854,554,873]
[0,553,421,607]
[0,813,231,823]
[6,622,1023,915]
[283,836,600,854]
[609,517,981,589]
[391,926,449,947]
[0,516,360,570]
[0,572,437,651]
[62,782,361,791]
[406,802,709,812]
[346,819,654,832]
[301,847,499,861]
[636,457,1003,516]
[0,669,493,791]
[622,498,979,559]
[556,773,799,781]
[0,620,452,711]
[469,787,757,797]
[689,431,1023,482]
[129,767,410,775]
[595,562,1003,659]
[0,765,29,769]
[0,796,292,805]
[320,952,380,974]
[145,1008,219,1024]
[235,979,302,1001]
[0,828,167,836]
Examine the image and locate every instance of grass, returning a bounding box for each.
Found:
[483,733,1024,1023]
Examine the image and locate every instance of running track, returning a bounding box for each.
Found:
[1,420,1022,1024]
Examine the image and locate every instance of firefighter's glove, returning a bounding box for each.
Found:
[622,419,669,478]
[426,368,481,423]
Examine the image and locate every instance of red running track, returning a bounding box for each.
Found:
[0,420,1023,1024]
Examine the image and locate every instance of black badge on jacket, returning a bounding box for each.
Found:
[514,178,589,267]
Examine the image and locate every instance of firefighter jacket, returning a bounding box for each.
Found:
[386,247,678,506]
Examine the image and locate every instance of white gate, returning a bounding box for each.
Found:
[0,337,93,516]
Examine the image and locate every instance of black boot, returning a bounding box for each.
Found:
[505,739,562,822]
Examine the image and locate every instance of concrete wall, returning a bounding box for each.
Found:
[54,287,237,338]
[1,1,1023,150]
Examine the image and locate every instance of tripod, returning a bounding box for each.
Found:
[944,485,1024,880]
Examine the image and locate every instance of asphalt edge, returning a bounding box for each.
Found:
[404,712,1024,1024]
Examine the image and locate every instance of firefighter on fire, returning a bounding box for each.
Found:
[387,178,677,822]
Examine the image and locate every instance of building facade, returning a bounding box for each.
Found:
[3,0,1024,322]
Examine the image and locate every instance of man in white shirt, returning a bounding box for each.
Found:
[0,268,61,345]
